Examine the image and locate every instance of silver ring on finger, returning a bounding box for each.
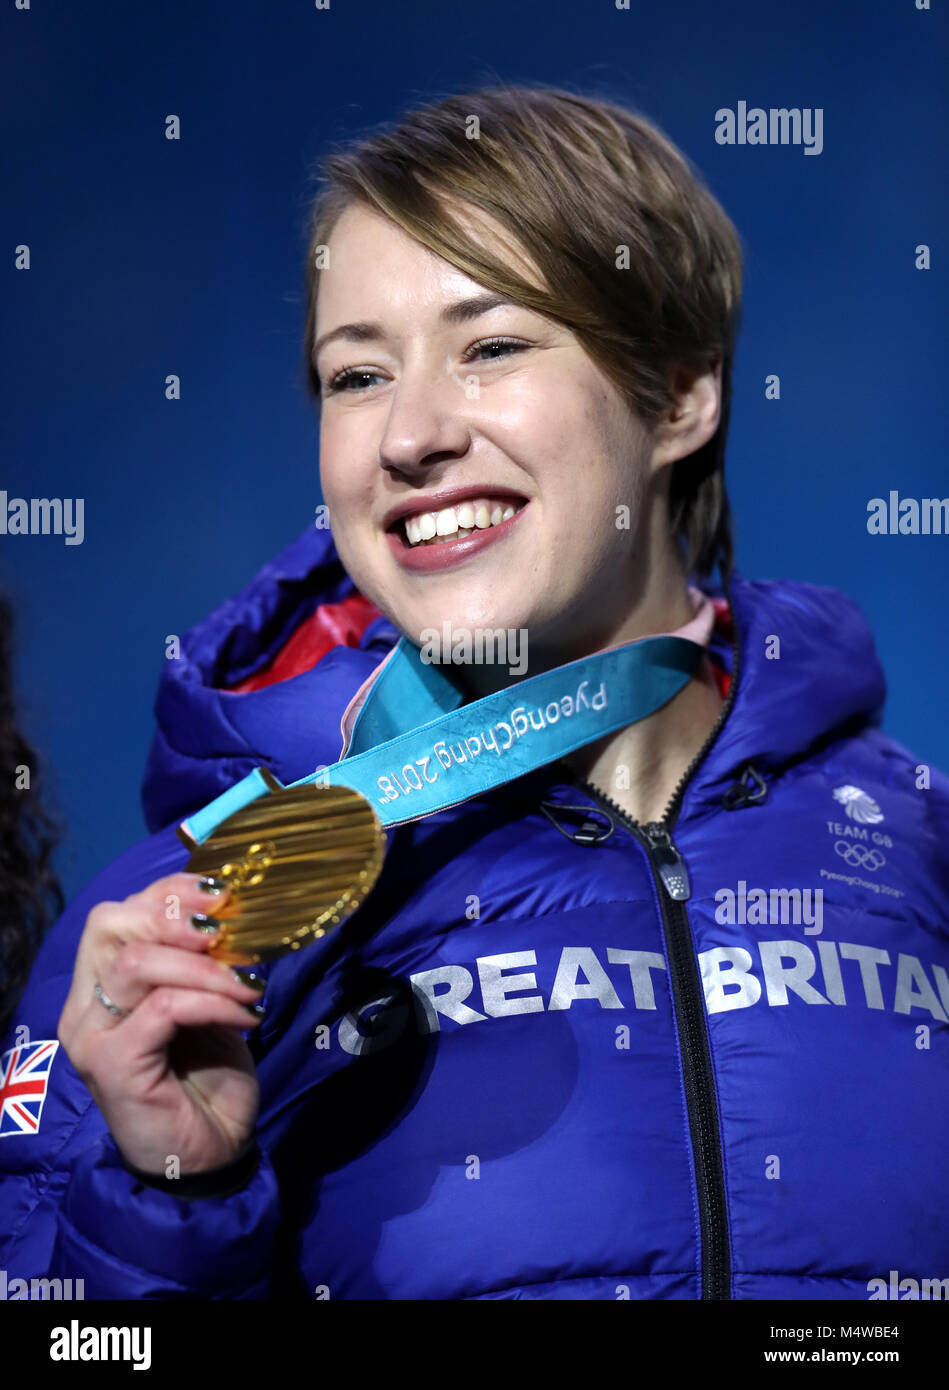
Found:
[93,980,130,1018]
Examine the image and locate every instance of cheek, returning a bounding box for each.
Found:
[319,445,371,520]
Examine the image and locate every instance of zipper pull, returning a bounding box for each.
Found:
[642,822,691,902]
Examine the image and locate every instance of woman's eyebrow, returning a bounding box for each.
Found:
[312,292,522,362]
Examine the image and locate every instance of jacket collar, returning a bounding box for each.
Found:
[142,525,886,832]
[688,567,886,809]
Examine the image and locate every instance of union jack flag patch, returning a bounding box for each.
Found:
[0,1040,59,1137]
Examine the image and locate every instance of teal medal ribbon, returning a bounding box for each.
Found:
[182,632,703,845]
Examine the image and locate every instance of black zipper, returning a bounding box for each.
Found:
[553,569,741,1300]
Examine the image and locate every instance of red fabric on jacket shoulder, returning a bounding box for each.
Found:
[228,592,383,693]
[709,597,732,700]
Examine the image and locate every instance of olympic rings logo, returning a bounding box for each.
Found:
[834,841,886,870]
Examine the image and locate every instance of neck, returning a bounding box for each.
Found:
[562,670,724,826]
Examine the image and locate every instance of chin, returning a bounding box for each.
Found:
[431,600,527,633]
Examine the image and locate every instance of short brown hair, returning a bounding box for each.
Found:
[301,83,743,577]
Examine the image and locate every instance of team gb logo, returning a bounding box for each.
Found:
[832,785,884,824]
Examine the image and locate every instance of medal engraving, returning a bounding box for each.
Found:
[176,771,387,964]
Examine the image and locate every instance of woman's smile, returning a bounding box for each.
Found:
[385,496,530,571]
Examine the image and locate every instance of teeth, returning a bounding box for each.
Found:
[399,496,526,548]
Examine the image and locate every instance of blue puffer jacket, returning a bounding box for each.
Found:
[1,525,948,1301]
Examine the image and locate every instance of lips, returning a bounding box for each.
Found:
[382,486,529,535]
[385,499,529,571]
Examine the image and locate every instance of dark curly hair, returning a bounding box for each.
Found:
[0,589,64,1039]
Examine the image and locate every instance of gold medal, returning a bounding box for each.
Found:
[176,770,387,964]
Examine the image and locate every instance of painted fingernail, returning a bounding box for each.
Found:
[191,914,221,933]
[231,968,266,993]
[198,876,227,895]
[242,1002,266,1018]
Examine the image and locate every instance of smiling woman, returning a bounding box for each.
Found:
[1,83,948,1306]
[307,195,729,818]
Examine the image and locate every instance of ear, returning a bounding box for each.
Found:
[648,355,722,473]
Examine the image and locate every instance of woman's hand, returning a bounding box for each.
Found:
[58,872,266,1176]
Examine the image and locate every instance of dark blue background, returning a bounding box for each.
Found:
[1,0,946,900]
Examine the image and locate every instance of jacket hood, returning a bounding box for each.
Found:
[142,527,401,832]
[141,525,887,833]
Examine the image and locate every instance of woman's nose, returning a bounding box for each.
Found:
[378,367,473,475]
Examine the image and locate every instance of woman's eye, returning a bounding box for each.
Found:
[463,337,528,364]
[325,368,384,395]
